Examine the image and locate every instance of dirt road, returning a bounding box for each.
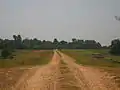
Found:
[11,50,119,90]
[59,51,119,90]
[12,51,60,90]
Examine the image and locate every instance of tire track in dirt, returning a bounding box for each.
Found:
[12,50,83,90]
[57,51,89,90]
[56,59,82,90]
[12,51,60,90]
[58,51,119,90]
[12,50,119,90]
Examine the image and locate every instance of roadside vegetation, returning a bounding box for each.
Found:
[62,49,120,67]
[0,50,53,68]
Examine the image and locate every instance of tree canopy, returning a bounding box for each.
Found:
[0,35,102,50]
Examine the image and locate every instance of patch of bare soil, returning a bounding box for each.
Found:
[12,51,82,90]
[102,67,120,88]
[0,67,28,90]
[12,51,61,90]
[56,60,81,90]
[59,51,119,90]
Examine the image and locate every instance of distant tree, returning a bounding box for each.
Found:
[17,35,23,48]
[13,35,23,49]
[0,39,3,49]
[115,16,120,21]
[72,38,77,43]
[110,39,120,55]
[58,40,68,49]
[53,38,59,44]
[43,40,46,43]
[0,35,103,50]
[23,38,31,48]
[60,40,67,44]
[0,39,3,43]
[39,41,54,49]
[53,38,59,49]
[33,38,39,45]
[17,35,22,42]
[13,35,17,48]
[13,35,17,41]
[102,46,108,49]
[78,40,84,44]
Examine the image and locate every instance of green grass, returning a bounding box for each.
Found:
[0,50,53,68]
[62,49,120,67]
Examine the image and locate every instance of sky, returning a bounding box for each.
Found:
[0,0,120,45]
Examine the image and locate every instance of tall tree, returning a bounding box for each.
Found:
[53,38,59,49]
[17,35,23,49]
[13,35,23,49]
[13,35,17,41]
[53,38,59,44]
[72,38,77,43]
[17,35,22,42]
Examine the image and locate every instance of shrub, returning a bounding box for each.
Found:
[1,49,11,58]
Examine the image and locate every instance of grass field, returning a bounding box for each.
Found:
[0,50,53,68]
[62,49,120,67]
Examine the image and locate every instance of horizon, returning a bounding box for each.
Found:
[0,34,111,46]
[0,34,112,46]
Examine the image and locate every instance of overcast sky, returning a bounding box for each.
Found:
[0,0,120,45]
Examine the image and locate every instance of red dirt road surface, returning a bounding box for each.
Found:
[1,50,119,90]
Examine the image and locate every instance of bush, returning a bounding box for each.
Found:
[1,49,11,58]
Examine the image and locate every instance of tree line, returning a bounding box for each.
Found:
[0,35,102,50]
[0,35,120,58]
